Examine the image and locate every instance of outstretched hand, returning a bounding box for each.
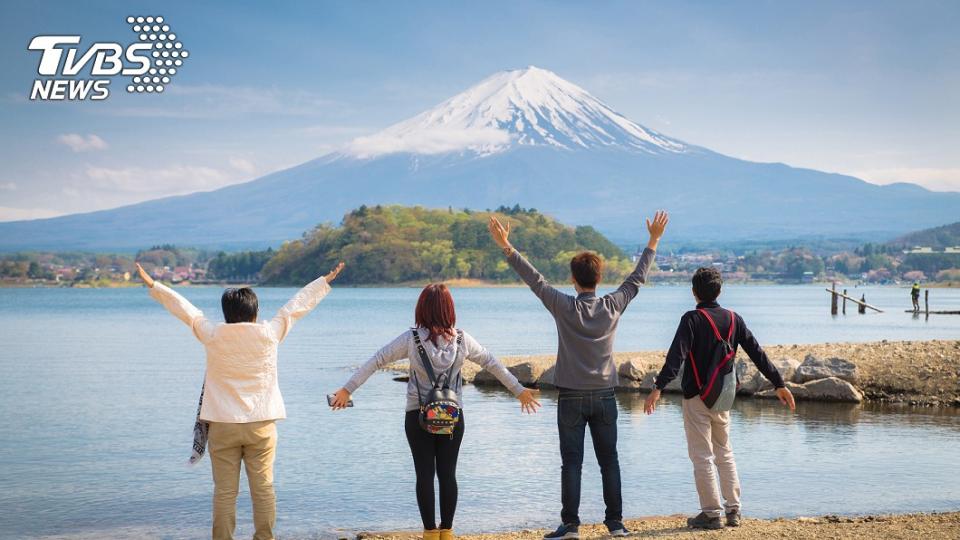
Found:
[644,389,661,415]
[645,210,669,250]
[518,388,541,414]
[324,262,345,283]
[135,263,155,288]
[776,387,796,411]
[487,216,513,251]
[330,387,351,410]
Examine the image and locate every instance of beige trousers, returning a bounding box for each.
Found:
[682,397,741,517]
[208,420,278,540]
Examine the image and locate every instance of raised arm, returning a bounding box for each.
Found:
[463,332,541,414]
[488,216,565,314]
[137,263,215,343]
[607,210,667,312]
[269,262,344,342]
[331,331,410,409]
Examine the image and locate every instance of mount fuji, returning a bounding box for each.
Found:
[2,66,958,251]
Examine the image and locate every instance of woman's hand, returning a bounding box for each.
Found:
[644,389,661,415]
[487,216,513,252]
[324,262,345,283]
[517,388,541,414]
[135,263,155,288]
[330,388,352,410]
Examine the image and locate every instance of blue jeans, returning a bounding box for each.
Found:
[557,387,622,526]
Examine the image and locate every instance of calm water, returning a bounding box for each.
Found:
[1,284,959,539]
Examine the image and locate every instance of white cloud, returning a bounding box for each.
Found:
[0,206,62,222]
[852,167,960,192]
[228,157,257,175]
[83,164,238,195]
[57,133,109,152]
[346,127,512,158]
[0,182,16,191]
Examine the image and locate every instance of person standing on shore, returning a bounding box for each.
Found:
[912,281,921,312]
[487,211,669,539]
[136,261,344,540]
[644,266,795,530]
[329,283,541,540]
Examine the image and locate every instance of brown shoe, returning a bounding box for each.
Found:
[424,529,440,540]
[726,511,742,527]
[438,529,454,540]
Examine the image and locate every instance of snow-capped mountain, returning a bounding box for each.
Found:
[1,66,958,251]
[345,66,688,157]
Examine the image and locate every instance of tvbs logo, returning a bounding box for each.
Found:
[28,16,188,101]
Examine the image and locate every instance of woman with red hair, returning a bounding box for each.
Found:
[331,283,540,540]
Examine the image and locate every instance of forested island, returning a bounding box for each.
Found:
[259,205,636,285]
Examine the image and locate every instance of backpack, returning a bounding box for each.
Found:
[688,308,738,411]
[412,328,463,436]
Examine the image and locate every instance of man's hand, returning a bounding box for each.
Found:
[644,389,661,415]
[776,386,796,411]
[517,388,542,414]
[324,262,345,283]
[488,216,513,252]
[135,263,155,288]
[645,210,669,251]
[330,387,352,410]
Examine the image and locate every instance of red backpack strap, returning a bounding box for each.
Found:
[697,308,724,341]
[726,310,736,341]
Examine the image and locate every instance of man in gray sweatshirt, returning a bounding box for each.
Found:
[488,211,668,539]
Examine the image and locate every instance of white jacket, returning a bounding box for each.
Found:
[149,277,331,423]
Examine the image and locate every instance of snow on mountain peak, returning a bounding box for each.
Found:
[345,66,688,158]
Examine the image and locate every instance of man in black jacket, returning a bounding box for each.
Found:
[644,267,795,530]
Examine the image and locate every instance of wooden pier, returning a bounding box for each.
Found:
[827,283,883,314]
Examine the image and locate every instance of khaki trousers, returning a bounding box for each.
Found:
[682,397,741,517]
[208,420,277,540]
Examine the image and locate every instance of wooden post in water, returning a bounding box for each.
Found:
[842,289,847,314]
[859,294,867,314]
[831,282,838,315]
[925,289,930,316]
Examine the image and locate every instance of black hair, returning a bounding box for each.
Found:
[221,287,258,323]
[570,251,603,289]
[692,267,723,303]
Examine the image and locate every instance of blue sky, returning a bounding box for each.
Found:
[0,0,957,221]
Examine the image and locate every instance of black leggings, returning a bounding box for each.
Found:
[404,409,465,530]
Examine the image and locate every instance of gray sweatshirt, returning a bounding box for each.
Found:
[343,327,525,412]
[507,247,656,390]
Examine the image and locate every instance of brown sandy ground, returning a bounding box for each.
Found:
[357,511,960,540]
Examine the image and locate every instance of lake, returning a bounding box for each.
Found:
[1,284,959,539]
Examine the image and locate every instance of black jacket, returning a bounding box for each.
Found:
[654,301,785,399]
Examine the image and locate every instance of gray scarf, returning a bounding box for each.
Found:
[188,378,209,466]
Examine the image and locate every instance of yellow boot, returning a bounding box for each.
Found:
[423,529,440,540]
[438,529,454,540]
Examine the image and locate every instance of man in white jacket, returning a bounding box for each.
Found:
[137,262,344,540]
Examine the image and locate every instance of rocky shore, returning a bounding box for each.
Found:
[357,511,960,539]
[387,340,960,407]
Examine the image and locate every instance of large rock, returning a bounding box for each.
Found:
[794,354,859,384]
[473,359,547,386]
[756,376,863,403]
[537,365,557,388]
[737,357,800,395]
[617,357,681,391]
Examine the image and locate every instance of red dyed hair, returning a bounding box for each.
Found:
[415,283,457,345]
